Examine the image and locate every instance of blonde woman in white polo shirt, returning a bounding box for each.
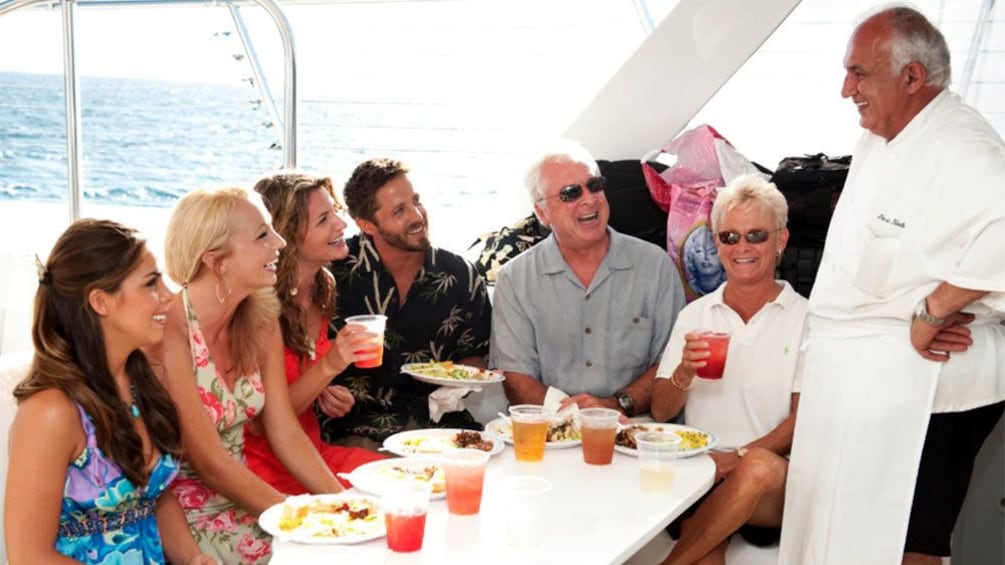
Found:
[651,175,807,565]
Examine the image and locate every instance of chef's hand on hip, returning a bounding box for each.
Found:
[910,312,975,361]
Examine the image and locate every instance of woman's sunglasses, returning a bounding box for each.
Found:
[537,176,607,203]
[717,228,778,245]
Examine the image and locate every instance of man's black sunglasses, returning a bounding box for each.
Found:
[717,228,778,245]
[537,176,607,203]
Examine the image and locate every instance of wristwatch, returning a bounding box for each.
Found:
[914,297,947,326]
[615,392,635,417]
[735,446,749,458]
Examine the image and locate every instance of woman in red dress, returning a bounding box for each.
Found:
[245,172,385,493]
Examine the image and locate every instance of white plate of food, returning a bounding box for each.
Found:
[614,423,717,457]
[381,428,505,457]
[400,361,505,387]
[259,493,385,544]
[341,458,447,500]
[484,415,582,449]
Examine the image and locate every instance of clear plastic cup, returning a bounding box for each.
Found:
[383,479,432,552]
[508,404,551,462]
[442,448,491,515]
[695,331,730,379]
[345,314,387,368]
[636,431,682,492]
[579,407,620,465]
[504,475,553,548]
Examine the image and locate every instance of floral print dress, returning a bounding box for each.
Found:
[57,404,178,564]
[169,288,272,564]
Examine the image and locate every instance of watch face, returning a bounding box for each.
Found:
[915,298,946,325]
[617,394,634,415]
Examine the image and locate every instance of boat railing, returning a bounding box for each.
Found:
[0,0,299,222]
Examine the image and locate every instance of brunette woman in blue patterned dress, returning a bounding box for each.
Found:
[4,220,215,565]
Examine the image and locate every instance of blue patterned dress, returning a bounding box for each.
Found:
[56,403,179,564]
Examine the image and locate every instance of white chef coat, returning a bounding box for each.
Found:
[780,91,1005,565]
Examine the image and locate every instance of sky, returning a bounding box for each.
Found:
[1,0,998,166]
[0,1,663,97]
[0,6,245,84]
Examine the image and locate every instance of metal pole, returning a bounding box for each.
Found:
[632,0,656,34]
[61,0,83,221]
[958,0,996,99]
[0,0,49,19]
[228,4,284,147]
[249,0,297,168]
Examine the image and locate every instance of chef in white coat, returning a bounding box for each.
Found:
[780,6,1005,565]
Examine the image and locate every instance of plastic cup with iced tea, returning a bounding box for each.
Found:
[579,407,620,465]
[695,331,730,379]
[345,314,387,368]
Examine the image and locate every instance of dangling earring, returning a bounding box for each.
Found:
[215,281,232,304]
[290,287,298,297]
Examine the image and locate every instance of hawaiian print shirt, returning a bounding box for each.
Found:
[320,234,492,442]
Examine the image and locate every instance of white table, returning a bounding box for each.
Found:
[270,444,714,564]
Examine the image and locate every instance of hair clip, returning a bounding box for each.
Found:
[34,254,49,284]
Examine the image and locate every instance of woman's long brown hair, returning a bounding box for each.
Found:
[254,172,340,362]
[14,219,182,487]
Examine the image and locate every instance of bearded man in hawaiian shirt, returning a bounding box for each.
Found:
[318,158,491,450]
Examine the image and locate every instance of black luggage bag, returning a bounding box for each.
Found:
[771,153,851,297]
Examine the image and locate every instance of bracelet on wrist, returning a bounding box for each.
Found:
[669,372,693,391]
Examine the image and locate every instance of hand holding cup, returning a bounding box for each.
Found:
[343,315,387,368]
[325,323,379,374]
[682,330,730,380]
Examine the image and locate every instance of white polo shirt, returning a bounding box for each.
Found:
[656,281,807,449]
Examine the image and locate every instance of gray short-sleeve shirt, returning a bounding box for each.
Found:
[490,228,685,396]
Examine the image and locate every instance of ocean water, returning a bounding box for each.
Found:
[0,71,530,252]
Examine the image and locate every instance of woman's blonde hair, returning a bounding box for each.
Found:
[710,175,789,233]
[165,187,280,377]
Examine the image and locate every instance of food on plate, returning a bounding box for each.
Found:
[547,415,582,442]
[277,497,382,539]
[399,431,495,454]
[491,416,582,443]
[615,424,661,450]
[400,435,447,453]
[454,430,494,451]
[377,464,446,493]
[616,424,708,450]
[674,429,710,450]
[403,361,497,381]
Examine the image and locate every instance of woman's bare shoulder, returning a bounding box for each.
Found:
[14,387,81,436]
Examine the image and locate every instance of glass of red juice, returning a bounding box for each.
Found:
[696,331,730,379]
[383,479,431,552]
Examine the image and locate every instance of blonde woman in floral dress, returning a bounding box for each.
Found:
[149,187,344,564]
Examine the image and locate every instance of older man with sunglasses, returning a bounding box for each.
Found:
[490,139,685,416]
[649,175,805,564]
